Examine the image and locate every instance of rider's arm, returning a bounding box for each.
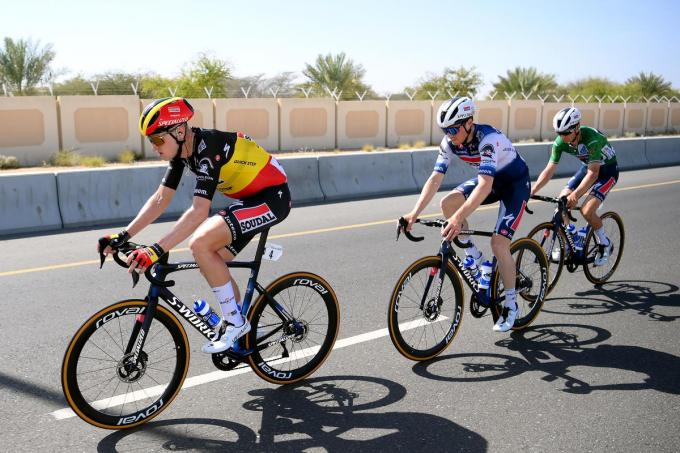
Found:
[454,174,493,221]
[531,162,558,195]
[409,171,445,218]
[156,196,211,252]
[125,185,176,237]
[572,161,600,199]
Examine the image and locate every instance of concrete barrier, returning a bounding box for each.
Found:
[0,173,62,235]
[644,136,680,168]
[318,151,416,201]
[609,138,649,170]
[278,156,323,204]
[515,143,555,179]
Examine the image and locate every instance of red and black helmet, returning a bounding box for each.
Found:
[139,97,194,136]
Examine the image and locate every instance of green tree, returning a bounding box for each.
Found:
[176,53,232,98]
[624,71,673,99]
[561,77,625,100]
[0,37,55,95]
[493,66,558,98]
[300,52,374,100]
[227,72,299,98]
[409,66,483,100]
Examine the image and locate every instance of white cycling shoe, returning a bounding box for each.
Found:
[493,303,518,333]
[594,240,613,266]
[202,319,251,354]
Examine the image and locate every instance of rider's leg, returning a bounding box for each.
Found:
[491,234,515,305]
[189,216,245,327]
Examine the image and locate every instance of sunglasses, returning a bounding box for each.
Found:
[443,123,466,135]
[558,127,578,136]
[147,133,168,146]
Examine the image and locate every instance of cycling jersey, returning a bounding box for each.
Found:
[550,126,617,167]
[162,128,287,200]
[435,124,528,185]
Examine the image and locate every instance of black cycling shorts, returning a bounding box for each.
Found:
[218,184,291,256]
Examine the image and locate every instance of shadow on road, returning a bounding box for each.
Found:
[98,375,487,452]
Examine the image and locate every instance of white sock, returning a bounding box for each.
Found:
[212,281,244,326]
[595,227,609,246]
[505,288,517,310]
[461,239,482,264]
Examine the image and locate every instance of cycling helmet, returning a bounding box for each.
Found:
[553,107,581,133]
[437,96,475,129]
[139,97,194,136]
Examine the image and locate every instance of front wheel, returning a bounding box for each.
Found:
[62,300,190,430]
[246,272,340,385]
[387,256,464,361]
[583,211,625,284]
[526,221,566,295]
[491,238,549,330]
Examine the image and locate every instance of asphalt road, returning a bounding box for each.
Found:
[1,166,679,452]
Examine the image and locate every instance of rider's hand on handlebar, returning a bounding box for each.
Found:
[126,243,165,273]
[566,192,579,209]
[399,212,418,233]
[97,230,131,255]
[441,215,463,241]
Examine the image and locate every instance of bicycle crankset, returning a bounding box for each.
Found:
[469,294,488,318]
[211,352,243,371]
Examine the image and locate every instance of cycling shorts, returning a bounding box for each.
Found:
[566,164,619,202]
[454,173,530,240]
[218,183,291,255]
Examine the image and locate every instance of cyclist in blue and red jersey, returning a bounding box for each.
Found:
[98,97,290,353]
[401,96,531,332]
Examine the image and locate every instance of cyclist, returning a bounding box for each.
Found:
[98,97,290,353]
[400,96,531,332]
[531,107,618,266]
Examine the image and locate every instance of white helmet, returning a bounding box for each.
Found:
[437,96,475,129]
[553,107,581,133]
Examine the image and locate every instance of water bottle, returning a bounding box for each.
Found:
[193,299,221,329]
[566,223,576,236]
[463,256,481,281]
[478,260,494,290]
[574,226,588,251]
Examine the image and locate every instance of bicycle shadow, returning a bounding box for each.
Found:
[413,324,680,395]
[543,280,680,321]
[97,375,487,452]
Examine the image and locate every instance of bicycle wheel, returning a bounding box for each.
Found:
[62,300,190,430]
[526,221,566,295]
[491,238,548,330]
[246,272,340,385]
[387,256,464,361]
[583,211,625,284]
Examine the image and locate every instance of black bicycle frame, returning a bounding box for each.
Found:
[119,229,292,363]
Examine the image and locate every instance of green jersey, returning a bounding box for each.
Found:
[550,126,617,166]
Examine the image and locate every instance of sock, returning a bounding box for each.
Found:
[595,227,609,246]
[505,288,517,310]
[212,281,244,327]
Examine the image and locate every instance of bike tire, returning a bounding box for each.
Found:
[583,211,625,285]
[387,256,464,361]
[491,238,549,330]
[526,221,566,295]
[62,300,189,430]
[246,272,340,385]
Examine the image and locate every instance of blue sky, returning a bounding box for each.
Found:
[4,0,679,95]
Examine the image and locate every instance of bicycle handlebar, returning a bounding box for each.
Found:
[396,217,493,248]
[528,195,579,222]
[100,241,175,288]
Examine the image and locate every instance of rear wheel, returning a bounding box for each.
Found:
[583,211,625,284]
[62,300,189,430]
[387,256,464,361]
[246,272,340,385]
[526,221,565,295]
[491,238,548,330]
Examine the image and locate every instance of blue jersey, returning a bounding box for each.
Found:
[435,124,528,185]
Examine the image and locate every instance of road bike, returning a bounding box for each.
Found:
[387,218,548,361]
[61,228,340,430]
[525,195,625,293]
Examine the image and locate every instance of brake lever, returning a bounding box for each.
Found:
[397,217,424,242]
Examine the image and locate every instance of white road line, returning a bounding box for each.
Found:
[51,316,447,421]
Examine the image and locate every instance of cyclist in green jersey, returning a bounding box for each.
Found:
[531,107,619,266]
